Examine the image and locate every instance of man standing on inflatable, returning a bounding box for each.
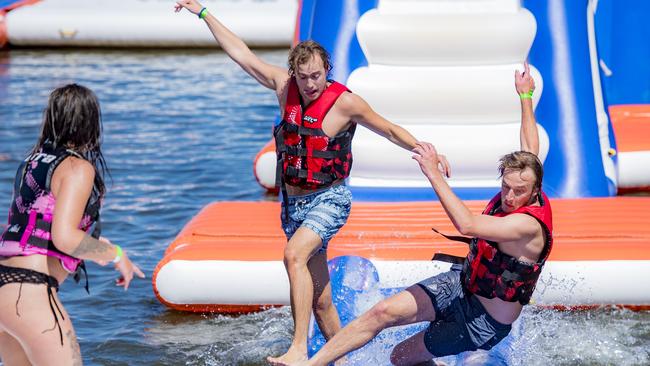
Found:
[287,65,552,366]
[174,2,450,365]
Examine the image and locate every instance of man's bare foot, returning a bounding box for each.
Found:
[266,347,308,366]
[282,361,310,366]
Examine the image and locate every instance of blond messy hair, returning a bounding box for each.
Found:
[498,151,544,191]
[287,40,332,77]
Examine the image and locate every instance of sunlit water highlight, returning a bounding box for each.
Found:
[0,49,648,365]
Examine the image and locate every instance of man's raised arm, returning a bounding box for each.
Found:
[515,62,539,155]
[175,0,288,91]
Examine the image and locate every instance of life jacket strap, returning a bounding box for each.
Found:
[4,213,54,249]
[285,166,336,184]
[431,227,472,244]
[283,146,348,159]
[431,253,466,264]
[282,123,328,136]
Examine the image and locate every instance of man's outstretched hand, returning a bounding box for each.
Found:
[412,142,451,179]
[174,0,203,15]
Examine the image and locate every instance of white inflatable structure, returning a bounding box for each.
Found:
[347,0,548,192]
[253,0,550,196]
[5,0,296,47]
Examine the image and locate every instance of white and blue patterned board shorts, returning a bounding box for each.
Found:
[281,185,352,253]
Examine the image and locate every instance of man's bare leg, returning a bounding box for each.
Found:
[308,251,341,340]
[391,330,445,366]
[285,285,437,366]
[267,227,323,365]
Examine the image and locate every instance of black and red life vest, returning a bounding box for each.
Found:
[273,79,355,190]
[460,191,553,304]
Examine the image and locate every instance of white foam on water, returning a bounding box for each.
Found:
[145,307,295,365]
[316,282,650,366]
[508,307,650,366]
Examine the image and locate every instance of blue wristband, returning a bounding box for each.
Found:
[198,7,208,19]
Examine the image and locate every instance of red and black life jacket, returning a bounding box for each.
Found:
[460,192,553,304]
[273,79,355,190]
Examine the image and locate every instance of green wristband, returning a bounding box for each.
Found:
[198,7,208,20]
[112,245,123,264]
[519,91,534,99]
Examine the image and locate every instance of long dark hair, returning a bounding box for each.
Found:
[32,84,109,196]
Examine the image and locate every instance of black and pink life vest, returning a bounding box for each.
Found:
[0,143,101,274]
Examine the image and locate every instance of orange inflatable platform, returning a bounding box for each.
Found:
[154,197,650,313]
[610,104,650,192]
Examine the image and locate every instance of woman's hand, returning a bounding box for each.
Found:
[89,236,145,290]
[412,142,451,179]
[174,0,204,15]
[114,250,145,291]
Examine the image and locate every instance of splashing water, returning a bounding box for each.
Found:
[306,257,650,366]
